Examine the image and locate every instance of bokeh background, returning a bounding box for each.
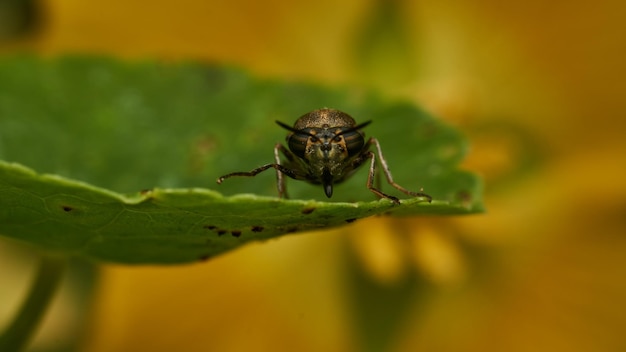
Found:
[1,0,625,351]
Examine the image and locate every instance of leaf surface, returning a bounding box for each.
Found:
[0,57,482,264]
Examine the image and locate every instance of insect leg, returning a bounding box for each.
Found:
[365,151,401,205]
[369,138,432,202]
[216,143,306,199]
[216,163,299,183]
[274,143,287,198]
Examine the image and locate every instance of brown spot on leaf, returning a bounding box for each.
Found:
[345,218,357,223]
[61,205,73,212]
[231,230,241,238]
[457,190,472,202]
[203,225,217,230]
[188,135,218,174]
[199,254,211,261]
[251,226,264,232]
[217,230,227,236]
[301,207,316,215]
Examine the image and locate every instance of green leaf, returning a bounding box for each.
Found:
[0,56,482,264]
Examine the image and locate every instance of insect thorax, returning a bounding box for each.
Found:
[293,108,357,130]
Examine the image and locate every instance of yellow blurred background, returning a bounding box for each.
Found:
[2,0,626,351]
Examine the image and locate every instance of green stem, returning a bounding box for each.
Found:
[0,253,67,352]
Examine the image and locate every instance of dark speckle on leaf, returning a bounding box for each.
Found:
[251,226,264,232]
[457,190,472,203]
[203,225,217,230]
[61,205,73,212]
[199,254,210,261]
[217,229,227,236]
[286,227,298,233]
[231,230,241,238]
[301,207,315,215]
[345,218,357,223]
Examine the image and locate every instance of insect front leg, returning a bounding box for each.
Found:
[274,143,288,198]
[368,138,432,202]
[216,143,305,199]
[216,163,296,183]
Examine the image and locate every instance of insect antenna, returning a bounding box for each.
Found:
[275,120,316,137]
[336,120,372,136]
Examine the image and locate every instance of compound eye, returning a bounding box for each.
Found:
[287,133,310,158]
[341,130,365,157]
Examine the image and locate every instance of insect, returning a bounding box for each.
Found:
[216,108,431,205]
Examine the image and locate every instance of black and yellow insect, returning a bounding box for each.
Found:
[217,108,431,204]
